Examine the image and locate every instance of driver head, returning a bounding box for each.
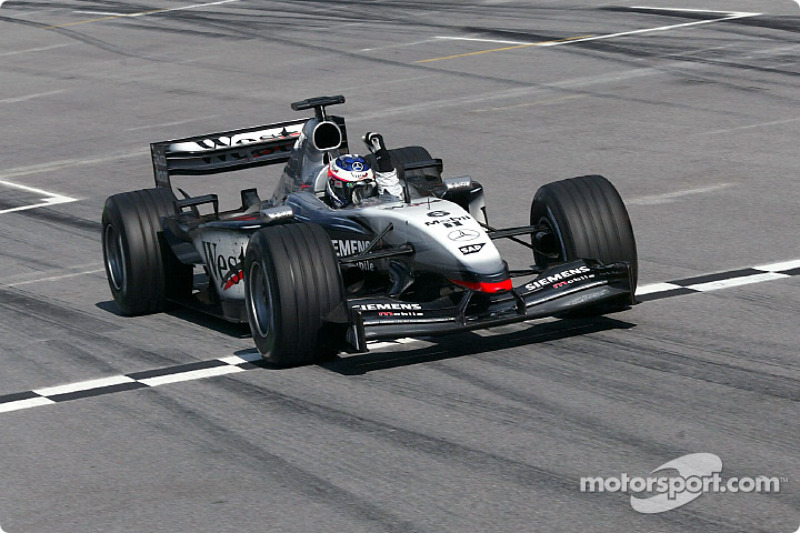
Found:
[326,154,376,208]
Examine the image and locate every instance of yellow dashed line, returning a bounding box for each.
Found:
[417,35,594,63]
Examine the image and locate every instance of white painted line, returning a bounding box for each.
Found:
[48,0,239,28]
[0,256,797,416]
[0,179,78,215]
[0,152,144,181]
[4,269,105,287]
[0,397,54,414]
[687,272,789,292]
[635,282,683,296]
[83,0,240,18]
[0,198,77,215]
[106,0,241,19]
[109,0,239,18]
[0,179,72,197]
[627,183,733,205]
[139,365,245,387]
[424,9,759,63]
[694,117,800,136]
[631,6,759,16]
[436,10,760,51]
[361,38,441,52]
[754,259,800,272]
[436,36,531,45]
[538,12,760,48]
[0,90,66,104]
[0,44,73,58]
[218,353,262,365]
[34,376,136,397]
[472,94,586,113]
[146,0,239,16]
[368,337,420,350]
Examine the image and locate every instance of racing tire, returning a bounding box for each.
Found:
[530,175,637,313]
[102,188,193,316]
[244,223,345,366]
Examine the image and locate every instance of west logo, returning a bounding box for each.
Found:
[202,241,245,291]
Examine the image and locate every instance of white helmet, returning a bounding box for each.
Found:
[326,154,376,208]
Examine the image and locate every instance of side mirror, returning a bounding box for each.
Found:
[443,176,473,192]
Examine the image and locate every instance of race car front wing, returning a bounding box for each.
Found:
[345,259,634,350]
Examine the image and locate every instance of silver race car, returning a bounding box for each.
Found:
[102,95,637,366]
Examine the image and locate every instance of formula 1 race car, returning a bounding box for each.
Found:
[102,95,637,366]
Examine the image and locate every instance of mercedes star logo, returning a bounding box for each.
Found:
[448,229,480,241]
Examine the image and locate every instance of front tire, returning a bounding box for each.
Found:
[244,223,345,366]
[102,188,192,316]
[530,175,637,312]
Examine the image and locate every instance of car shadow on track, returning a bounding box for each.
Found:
[320,316,636,376]
[95,300,252,338]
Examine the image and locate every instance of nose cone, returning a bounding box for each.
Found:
[361,199,510,290]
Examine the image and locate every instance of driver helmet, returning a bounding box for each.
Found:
[326,154,375,208]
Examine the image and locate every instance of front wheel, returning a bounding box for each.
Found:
[530,175,637,312]
[244,223,345,366]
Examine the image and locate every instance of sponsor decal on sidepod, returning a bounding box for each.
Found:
[202,242,245,291]
[331,239,370,256]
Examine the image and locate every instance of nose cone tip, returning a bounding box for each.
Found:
[450,278,513,293]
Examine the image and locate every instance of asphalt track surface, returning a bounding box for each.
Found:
[1,1,799,531]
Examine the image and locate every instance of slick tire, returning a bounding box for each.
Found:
[102,188,193,316]
[244,223,345,366]
[530,175,637,313]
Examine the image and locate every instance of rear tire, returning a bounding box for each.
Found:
[244,223,345,366]
[530,175,637,312]
[102,188,193,316]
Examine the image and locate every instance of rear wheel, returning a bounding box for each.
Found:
[102,188,192,315]
[244,223,345,366]
[530,175,637,312]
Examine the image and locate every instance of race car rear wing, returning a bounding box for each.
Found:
[150,116,348,188]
